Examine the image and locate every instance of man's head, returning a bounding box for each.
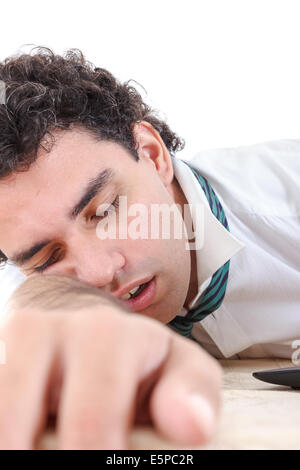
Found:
[0,47,196,323]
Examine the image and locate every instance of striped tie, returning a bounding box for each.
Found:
[167,160,230,339]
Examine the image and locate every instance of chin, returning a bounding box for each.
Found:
[140,298,181,325]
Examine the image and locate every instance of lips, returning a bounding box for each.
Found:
[112,275,154,300]
[123,276,156,312]
[112,276,156,312]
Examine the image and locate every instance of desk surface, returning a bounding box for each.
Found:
[39,358,300,450]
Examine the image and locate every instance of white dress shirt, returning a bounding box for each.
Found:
[1,139,300,360]
[172,138,300,359]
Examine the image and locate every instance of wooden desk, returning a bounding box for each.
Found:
[39,359,300,450]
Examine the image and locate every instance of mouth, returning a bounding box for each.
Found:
[118,276,156,312]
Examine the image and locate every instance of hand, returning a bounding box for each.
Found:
[0,274,223,449]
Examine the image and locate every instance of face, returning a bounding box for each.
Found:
[0,122,196,323]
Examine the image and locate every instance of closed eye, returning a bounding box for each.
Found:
[34,248,63,273]
[33,195,120,274]
[89,195,119,222]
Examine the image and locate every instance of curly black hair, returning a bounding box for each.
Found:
[0,46,185,268]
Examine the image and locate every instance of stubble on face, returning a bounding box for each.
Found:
[0,125,194,324]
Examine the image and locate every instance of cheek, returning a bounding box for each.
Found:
[162,232,192,297]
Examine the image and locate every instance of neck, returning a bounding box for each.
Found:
[183,246,198,309]
[170,176,198,310]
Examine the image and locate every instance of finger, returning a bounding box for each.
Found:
[56,312,170,450]
[149,333,223,446]
[0,312,58,449]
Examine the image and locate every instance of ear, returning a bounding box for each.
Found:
[131,121,174,186]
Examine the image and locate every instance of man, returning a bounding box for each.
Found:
[0,47,299,449]
[0,47,224,450]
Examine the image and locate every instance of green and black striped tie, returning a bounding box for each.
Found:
[168,160,230,339]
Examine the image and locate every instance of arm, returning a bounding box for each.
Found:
[0,273,223,449]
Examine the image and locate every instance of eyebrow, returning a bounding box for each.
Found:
[9,168,115,267]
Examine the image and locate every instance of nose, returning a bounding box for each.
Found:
[74,249,126,290]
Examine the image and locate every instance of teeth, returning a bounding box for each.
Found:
[120,292,131,300]
[120,284,141,300]
[129,285,140,295]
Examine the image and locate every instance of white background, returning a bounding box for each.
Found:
[1,0,300,159]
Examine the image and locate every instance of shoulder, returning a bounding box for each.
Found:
[188,138,300,216]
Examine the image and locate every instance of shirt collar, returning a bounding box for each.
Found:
[172,156,245,311]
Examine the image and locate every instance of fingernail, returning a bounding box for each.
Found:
[186,394,215,441]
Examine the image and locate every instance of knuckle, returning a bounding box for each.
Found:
[3,306,62,351]
[64,307,128,344]
[178,337,224,388]
[59,309,135,366]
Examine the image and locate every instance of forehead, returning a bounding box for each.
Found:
[0,128,133,207]
[0,128,134,255]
